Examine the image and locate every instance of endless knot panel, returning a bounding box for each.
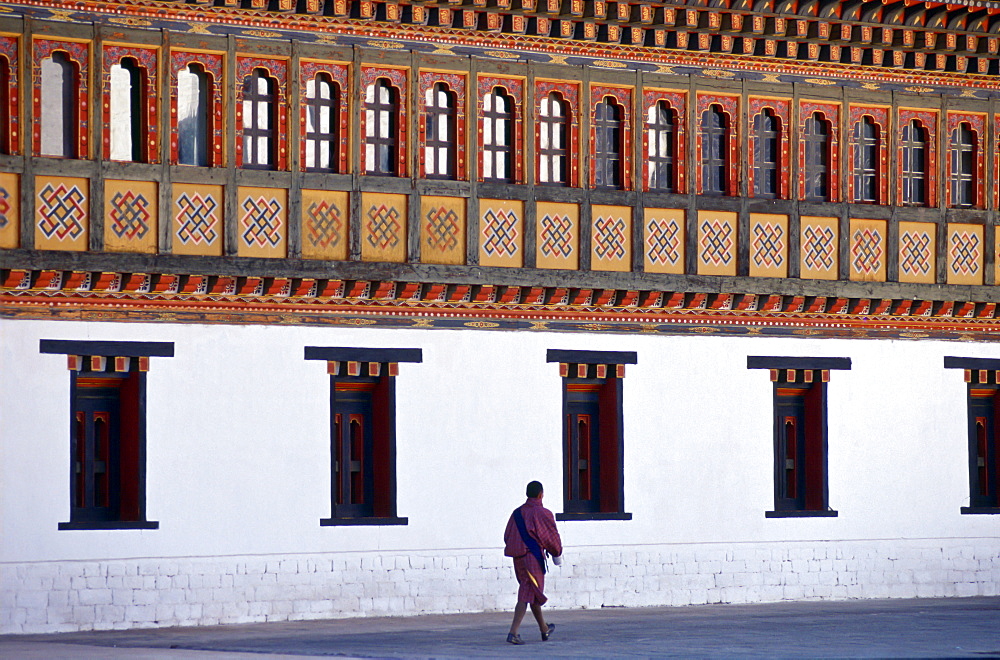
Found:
[539,214,574,259]
[109,190,151,241]
[482,208,519,258]
[751,222,785,270]
[0,185,10,230]
[699,219,734,267]
[241,196,284,248]
[425,206,460,253]
[899,229,932,276]
[646,216,681,266]
[851,227,883,275]
[367,204,402,250]
[950,230,981,276]
[37,183,86,242]
[593,215,628,261]
[175,193,219,246]
[802,224,836,272]
[306,200,343,249]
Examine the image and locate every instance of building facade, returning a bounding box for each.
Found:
[1,0,999,634]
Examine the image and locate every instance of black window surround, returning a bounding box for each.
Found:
[749,356,850,519]
[41,339,173,531]
[306,346,421,526]
[547,349,634,522]
[944,356,1000,515]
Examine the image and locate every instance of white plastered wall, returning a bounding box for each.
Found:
[1,318,997,632]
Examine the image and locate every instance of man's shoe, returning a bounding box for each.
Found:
[541,623,555,641]
[506,633,524,645]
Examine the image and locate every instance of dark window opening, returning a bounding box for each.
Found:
[901,119,927,206]
[753,109,780,198]
[483,87,514,183]
[305,73,340,172]
[702,105,728,195]
[646,101,676,193]
[852,116,879,203]
[242,68,276,170]
[365,79,399,176]
[0,58,10,155]
[594,97,623,189]
[803,114,830,202]
[966,386,1000,510]
[424,82,456,179]
[950,125,976,208]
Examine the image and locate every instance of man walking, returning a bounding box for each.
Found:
[503,480,563,645]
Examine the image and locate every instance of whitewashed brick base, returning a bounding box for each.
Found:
[2,538,997,634]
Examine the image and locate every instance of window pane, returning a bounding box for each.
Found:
[109,63,134,161]
[177,65,208,166]
[40,55,73,157]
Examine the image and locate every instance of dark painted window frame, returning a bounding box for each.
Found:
[944,356,1000,515]
[305,346,422,526]
[547,349,635,522]
[41,339,174,531]
[748,356,850,519]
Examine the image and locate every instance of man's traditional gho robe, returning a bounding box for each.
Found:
[503,497,563,605]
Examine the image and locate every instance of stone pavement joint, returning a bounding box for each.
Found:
[2,596,1000,659]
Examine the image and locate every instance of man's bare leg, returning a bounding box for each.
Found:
[508,601,528,636]
[530,603,549,634]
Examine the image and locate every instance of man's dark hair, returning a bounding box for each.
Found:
[526,481,543,498]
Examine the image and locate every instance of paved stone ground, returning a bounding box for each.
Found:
[2,597,1000,659]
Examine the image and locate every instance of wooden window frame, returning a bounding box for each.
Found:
[548,349,635,522]
[170,51,224,167]
[423,82,457,180]
[590,86,632,190]
[696,94,738,196]
[240,68,277,170]
[802,113,832,202]
[33,39,90,160]
[300,61,349,174]
[535,80,579,187]
[642,90,686,194]
[0,36,20,155]
[478,76,523,184]
[897,110,937,207]
[946,113,985,209]
[899,119,928,206]
[848,106,889,205]
[752,109,780,199]
[102,45,158,164]
[40,339,173,531]
[306,347,422,526]
[361,67,407,177]
[235,57,288,171]
[798,102,839,202]
[749,356,850,518]
[419,71,466,181]
[749,98,790,200]
[481,85,515,183]
[944,357,1000,514]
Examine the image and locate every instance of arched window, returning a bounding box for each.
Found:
[538,92,568,185]
[305,73,339,172]
[753,109,779,198]
[109,58,145,162]
[594,97,623,189]
[803,113,830,202]
[364,79,399,176]
[242,68,275,169]
[950,125,976,208]
[40,52,77,158]
[424,82,456,179]
[483,87,514,182]
[852,117,879,203]
[646,101,676,192]
[0,56,10,155]
[900,119,927,205]
[701,106,727,195]
[177,64,210,167]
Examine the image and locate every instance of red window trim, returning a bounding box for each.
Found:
[696,93,739,197]
[32,38,90,159]
[945,112,986,209]
[535,80,579,188]
[642,90,686,194]
[798,101,840,202]
[748,97,790,200]
[169,50,224,167]
[589,85,632,190]
[235,56,288,171]
[848,105,890,205]
[102,44,158,164]
[360,66,408,178]
[896,108,938,208]
[0,36,20,155]
[477,76,524,184]
[300,60,349,174]
[418,71,467,181]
